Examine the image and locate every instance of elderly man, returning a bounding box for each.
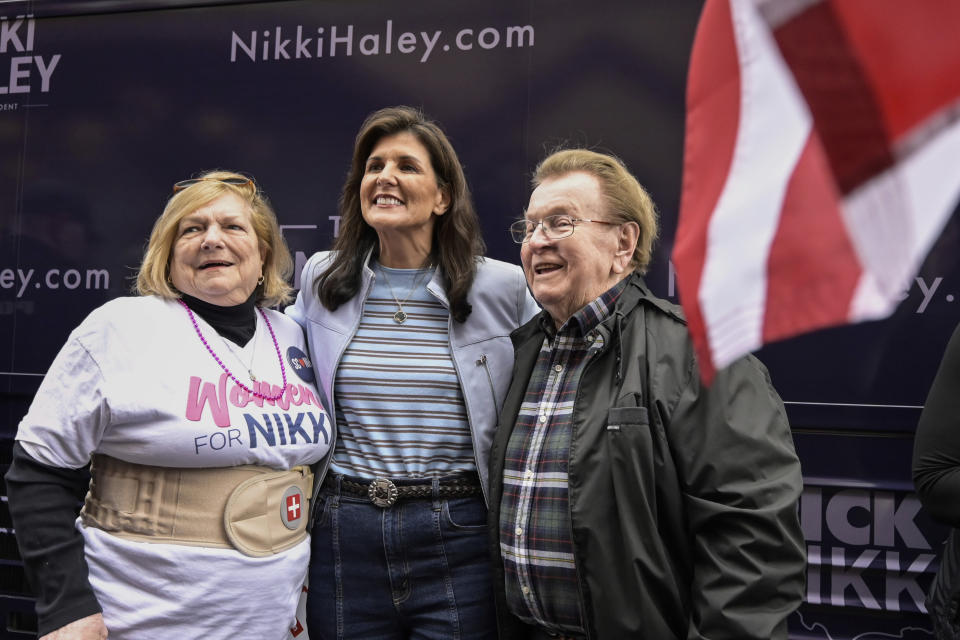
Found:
[488,149,805,639]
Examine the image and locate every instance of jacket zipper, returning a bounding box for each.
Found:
[310,270,372,525]
[476,353,500,413]
[447,323,489,505]
[567,327,615,640]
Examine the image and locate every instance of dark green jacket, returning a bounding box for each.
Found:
[488,272,805,639]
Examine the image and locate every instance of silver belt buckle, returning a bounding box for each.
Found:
[368,478,398,507]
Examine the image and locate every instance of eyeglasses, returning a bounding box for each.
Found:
[509,214,621,244]
[172,177,255,193]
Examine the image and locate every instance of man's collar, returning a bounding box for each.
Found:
[540,275,632,338]
[519,271,667,347]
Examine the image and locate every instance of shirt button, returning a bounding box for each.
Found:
[515,526,523,536]
[554,364,563,372]
[522,585,531,595]
[525,469,534,479]
[539,414,547,423]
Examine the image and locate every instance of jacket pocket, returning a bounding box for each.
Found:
[604,406,658,510]
[606,406,649,431]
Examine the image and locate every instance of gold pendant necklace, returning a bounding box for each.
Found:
[379,265,430,324]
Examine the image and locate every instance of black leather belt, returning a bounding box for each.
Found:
[325,474,482,507]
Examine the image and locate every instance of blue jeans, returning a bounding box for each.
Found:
[307,475,497,640]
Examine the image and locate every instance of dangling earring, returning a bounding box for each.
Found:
[257,274,265,285]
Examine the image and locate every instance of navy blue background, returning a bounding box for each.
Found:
[1,1,957,637]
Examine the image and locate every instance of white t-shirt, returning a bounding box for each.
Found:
[17,295,331,640]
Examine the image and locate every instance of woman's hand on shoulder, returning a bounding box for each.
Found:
[40,613,108,640]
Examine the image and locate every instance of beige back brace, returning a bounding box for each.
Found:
[81,454,313,557]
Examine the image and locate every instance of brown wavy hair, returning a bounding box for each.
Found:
[316,106,485,322]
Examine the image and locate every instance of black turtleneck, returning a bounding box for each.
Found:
[179,292,258,346]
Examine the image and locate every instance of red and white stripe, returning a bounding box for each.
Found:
[673,0,960,383]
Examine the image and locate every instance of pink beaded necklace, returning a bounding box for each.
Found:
[178,299,287,401]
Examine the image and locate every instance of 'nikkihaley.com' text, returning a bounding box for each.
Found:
[1,266,109,298]
[230,19,535,64]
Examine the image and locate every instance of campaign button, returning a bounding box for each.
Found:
[286,346,316,383]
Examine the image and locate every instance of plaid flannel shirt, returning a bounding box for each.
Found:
[499,278,627,635]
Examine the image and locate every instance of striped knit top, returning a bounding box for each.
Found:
[328,263,474,478]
